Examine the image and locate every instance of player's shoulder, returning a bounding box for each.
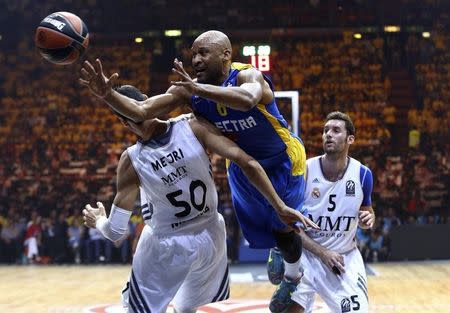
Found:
[350,157,372,173]
[306,155,322,166]
[235,63,264,80]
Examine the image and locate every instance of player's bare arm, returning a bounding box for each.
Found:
[189,116,318,230]
[297,228,346,274]
[358,205,375,229]
[79,58,189,122]
[82,151,138,242]
[171,59,273,111]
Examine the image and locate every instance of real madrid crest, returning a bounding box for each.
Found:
[311,187,320,199]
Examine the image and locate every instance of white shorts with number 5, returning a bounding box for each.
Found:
[292,248,369,313]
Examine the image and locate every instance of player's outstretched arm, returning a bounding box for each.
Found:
[190,116,319,230]
[82,151,139,243]
[171,59,273,111]
[79,59,188,122]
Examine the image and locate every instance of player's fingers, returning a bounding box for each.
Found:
[362,214,373,223]
[84,61,97,76]
[337,254,345,267]
[96,58,104,74]
[172,68,187,79]
[93,59,101,74]
[107,73,119,88]
[178,61,188,74]
[80,68,91,79]
[79,78,89,86]
[170,81,188,86]
[304,217,320,229]
[335,262,345,273]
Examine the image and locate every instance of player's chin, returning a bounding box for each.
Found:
[195,72,207,83]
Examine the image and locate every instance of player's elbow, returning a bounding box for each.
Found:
[130,101,147,122]
[236,156,259,175]
[240,94,258,111]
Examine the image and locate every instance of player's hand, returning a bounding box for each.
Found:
[79,59,119,99]
[358,210,375,229]
[170,58,198,94]
[276,205,320,230]
[82,201,107,228]
[320,249,345,275]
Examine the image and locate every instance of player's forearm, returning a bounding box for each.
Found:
[194,83,256,111]
[239,159,285,211]
[104,90,147,122]
[298,229,327,258]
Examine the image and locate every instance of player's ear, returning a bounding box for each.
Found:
[347,134,355,145]
[223,48,231,61]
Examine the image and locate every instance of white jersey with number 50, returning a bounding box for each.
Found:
[304,156,365,253]
[127,118,218,235]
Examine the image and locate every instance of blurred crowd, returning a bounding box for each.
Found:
[0,25,449,264]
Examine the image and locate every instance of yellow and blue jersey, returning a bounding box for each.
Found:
[191,63,305,176]
[191,63,306,248]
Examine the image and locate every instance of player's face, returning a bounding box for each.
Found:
[191,41,225,84]
[322,119,354,154]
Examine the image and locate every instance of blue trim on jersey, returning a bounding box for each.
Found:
[360,165,373,206]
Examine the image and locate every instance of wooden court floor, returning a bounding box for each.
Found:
[1,261,449,313]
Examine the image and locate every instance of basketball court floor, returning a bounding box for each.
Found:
[1,261,449,313]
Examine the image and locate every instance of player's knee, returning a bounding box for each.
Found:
[273,230,302,263]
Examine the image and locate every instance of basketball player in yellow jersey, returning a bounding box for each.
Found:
[80,30,316,311]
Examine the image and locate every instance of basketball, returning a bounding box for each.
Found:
[35,12,89,65]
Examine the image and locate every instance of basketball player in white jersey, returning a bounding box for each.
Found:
[280,111,375,313]
[82,85,317,313]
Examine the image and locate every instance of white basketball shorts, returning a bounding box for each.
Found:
[121,214,229,313]
[292,248,369,313]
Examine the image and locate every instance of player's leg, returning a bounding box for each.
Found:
[121,226,193,313]
[269,172,307,312]
[172,215,229,311]
[312,249,369,313]
[289,250,323,313]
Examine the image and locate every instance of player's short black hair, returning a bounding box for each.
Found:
[325,111,355,136]
[112,85,146,123]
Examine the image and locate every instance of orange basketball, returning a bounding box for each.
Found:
[35,12,89,65]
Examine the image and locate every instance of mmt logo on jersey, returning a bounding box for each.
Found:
[345,180,355,196]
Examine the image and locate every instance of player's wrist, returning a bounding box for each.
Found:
[95,215,108,230]
[191,81,202,95]
[102,88,114,100]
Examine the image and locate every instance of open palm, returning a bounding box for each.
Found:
[79,59,119,98]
